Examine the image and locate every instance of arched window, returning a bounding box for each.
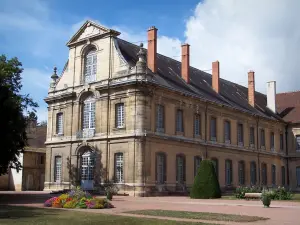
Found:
[54,156,62,182]
[83,96,96,130]
[250,161,257,185]
[176,154,186,184]
[194,156,202,177]
[238,161,245,185]
[84,49,97,83]
[225,159,232,186]
[211,158,219,179]
[261,163,267,186]
[156,152,166,184]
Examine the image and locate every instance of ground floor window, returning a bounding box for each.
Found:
[211,158,218,179]
[297,167,300,187]
[272,165,276,186]
[281,166,285,186]
[115,153,124,183]
[156,153,166,184]
[238,161,245,185]
[194,156,202,177]
[176,154,186,184]
[54,156,62,182]
[250,161,257,185]
[262,163,267,186]
[225,159,232,185]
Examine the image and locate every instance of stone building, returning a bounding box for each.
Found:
[0,121,46,191]
[44,20,296,196]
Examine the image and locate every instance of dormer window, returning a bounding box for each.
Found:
[84,49,97,83]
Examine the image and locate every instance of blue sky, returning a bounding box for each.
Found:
[1,0,299,121]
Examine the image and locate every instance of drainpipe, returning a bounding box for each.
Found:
[285,124,289,187]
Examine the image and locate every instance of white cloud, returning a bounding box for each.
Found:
[22,68,51,90]
[183,0,300,93]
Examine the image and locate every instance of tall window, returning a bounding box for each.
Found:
[194,114,201,137]
[156,105,164,132]
[281,166,285,186]
[270,132,275,151]
[297,167,300,187]
[84,49,97,83]
[225,159,232,185]
[156,153,166,184]
[260,129,265,149]
[280,134,284,151]
[296,135,300,151]
[211,158,218,179]
[115,103,125,128]
[83,97,95,129]
[250,127,255,147]
[210,117,217,141]
[194,156,202,177]
[237,123,244,146]
[176,110,184,132]
[272,165,276,186]
[250,161,257,185]
[176,155,185,184]
[56,112,63,135]
[54,156,62,182]
[238,161,245,185]
[224,121,231,143]
[261,163,267,186]
[114,153,124,183]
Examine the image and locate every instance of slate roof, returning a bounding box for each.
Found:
[116,38,282,121]
[276,91,300,123]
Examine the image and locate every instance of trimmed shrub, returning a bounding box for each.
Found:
[190,159,221,199]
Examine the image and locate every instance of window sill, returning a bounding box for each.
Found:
[156,128,165,133]
[238,142,244,147]
[194,135,202,139]
[54,133,64,137]
[113,127,126,131]
[225,140,231,145]
[176,131,184,136]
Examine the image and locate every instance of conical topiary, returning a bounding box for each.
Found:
[190,159,221,199]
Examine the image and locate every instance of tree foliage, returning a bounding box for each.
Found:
[190,159,221,199]
[0,55,38,175]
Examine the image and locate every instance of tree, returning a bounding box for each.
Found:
[190,159,221,199]
[0,55,38,175]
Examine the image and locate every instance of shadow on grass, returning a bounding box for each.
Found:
[0,193,56,204]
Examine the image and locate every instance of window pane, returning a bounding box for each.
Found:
[176,156,184,183]
[272,165,276,185]
[116,103,125,128]
[280,134,284,151]
[225,160,232,185]
[261,129,265,147]
[85,50,97,83]
[250,162,257,185]
[83,99,95,129]
[194,157,202,177]
[176,110,183,132]
[224,121,230,141]
[210,118,216,140]
[239,161,245,185]
[194,114,201,136]
[56,113,63,134]
[156,105,164,131]
[212,159,218,179]
[297,167,300,187]
[115,153,124,183]
[238,124,244,143]
[54,156,62,182]
[157,153,165,184]
[270,132,275,151]
[281,166,285,186]
[296,135,300,150]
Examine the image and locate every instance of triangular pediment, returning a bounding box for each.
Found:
[67,20,120,46]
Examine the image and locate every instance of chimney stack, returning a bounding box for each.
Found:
[181,44,190,83]
[147,26,157,73]
[267,81,276,113]
[212,61,220,93]
[248,71,255,107]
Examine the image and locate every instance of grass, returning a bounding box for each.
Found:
[124,210,269,222]
[0,205,218,225]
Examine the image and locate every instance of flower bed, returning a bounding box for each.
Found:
[44,187,114,209]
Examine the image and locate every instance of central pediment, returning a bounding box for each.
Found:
[67,20,120,47]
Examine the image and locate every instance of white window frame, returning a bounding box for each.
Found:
[56,112,63,135]
[54,156,62,183]
[116,103,125,128]
[115,153,124,183]
[156,105,165,132]
[83,97,96,130]
[84,50,97,83]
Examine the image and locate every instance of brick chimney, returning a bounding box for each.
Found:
[181,44,190,83]
[212,61,220,93]
[147,26,157,73]
[248,71,255,107]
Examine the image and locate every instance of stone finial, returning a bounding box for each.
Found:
[136,43,146,73]
[50,66,59,88]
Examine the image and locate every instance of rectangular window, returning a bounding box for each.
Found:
[83,101,95,129]
[116,103,125,128]
[212,159,218,179]
[54,156,62,182]
[272,165,276,186]
[194,114,201,136]
[225,160,232,185]
[281,166,285,186]
[260,129,265,149]
[250,127,255,147]
[156,153,166,184]
[56,113,63,135]
[210,117,217,141]
[194,156,202,177]
[262,164,267,185]
[176,110,184,132]
[85,51,97,83]
[270,132,275,151]
[115,153,124,183]
[176,155,185,184]
[296,135,300,151]
[237,123,244,146]
[238,161,245,185]
[224,121,231,144]
[297,167,300,187]
[250,162,257,185]
[156,105,164,132]
[280,134,284,151]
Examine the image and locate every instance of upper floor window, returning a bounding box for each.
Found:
[224,120,231,144]
[250,161,257,185]
[176,154,186,184]
[54,156,62,182]
[156,105,165,133]
[83,97,96,129]
[194,156,202,177]
[114,153,124,183]
[296,135,300,151]
[84,49,97,83]
[270,132,275,151]
[280,134,284,151]
[194,114,201,137]
[210,117,217,141]
[176,109,184,133]
[115,103,125,128]
[249,127,255,147]
[56,112,63,135]
[156,153,166,184]
[260,129,265,149]
[237,123,244,146]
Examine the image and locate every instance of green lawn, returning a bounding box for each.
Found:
[0,205,218,225]
[124,210,268,222]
